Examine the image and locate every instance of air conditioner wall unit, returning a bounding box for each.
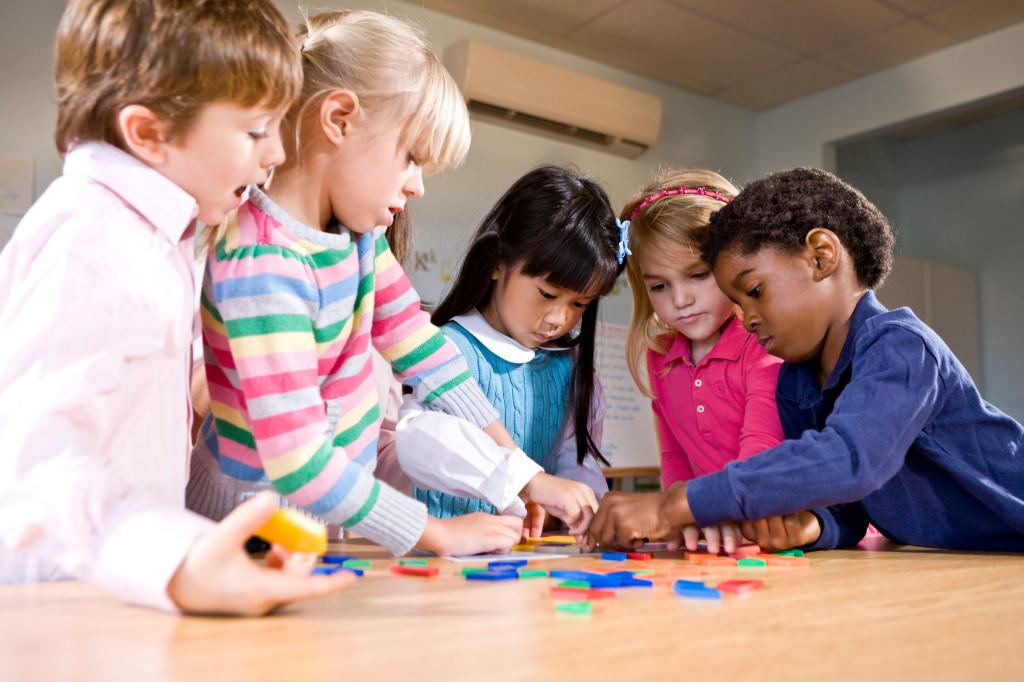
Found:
[444,40,662,159]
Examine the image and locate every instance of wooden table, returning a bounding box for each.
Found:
[2,536,1022,681]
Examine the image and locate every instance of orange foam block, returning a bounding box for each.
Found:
[717,579,764,595]
[389,565,439,577]
[728,544,763,559]
[689,555,737,567]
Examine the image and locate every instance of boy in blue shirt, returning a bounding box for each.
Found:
[590,168,1024,552]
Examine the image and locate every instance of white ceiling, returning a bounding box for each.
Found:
[416,0,1024,110]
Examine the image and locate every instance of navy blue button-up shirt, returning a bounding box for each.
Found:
[688,291,1024,550]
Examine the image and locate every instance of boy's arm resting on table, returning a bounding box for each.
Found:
[686,329,944,528]
[802,504,871,550]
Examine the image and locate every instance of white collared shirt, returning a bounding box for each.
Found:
[0,142,213,611]
[395,310,608,516]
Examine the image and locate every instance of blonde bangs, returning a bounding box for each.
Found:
[398,57,471,174]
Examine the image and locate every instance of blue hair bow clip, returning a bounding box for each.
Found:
[616,217,631,264]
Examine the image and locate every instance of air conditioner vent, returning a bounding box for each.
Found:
[448,41,661,159]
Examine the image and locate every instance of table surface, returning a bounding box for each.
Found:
[2,536,1022,682]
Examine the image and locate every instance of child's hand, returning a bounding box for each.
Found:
[519,472,598,539]
[740,511,821,551]
[166,492,356,616]
[587,482,693,551]
[417,513,523,557]
[522,502,546,540]
[680,522,743,555]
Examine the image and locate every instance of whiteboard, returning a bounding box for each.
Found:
[594,322,660,470]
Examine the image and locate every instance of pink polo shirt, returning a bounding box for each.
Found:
[648,316,783,487]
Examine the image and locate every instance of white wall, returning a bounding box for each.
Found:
[839,107,1024,419]
[0,1,64,245]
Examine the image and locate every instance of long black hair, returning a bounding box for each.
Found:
[433,165,624,465]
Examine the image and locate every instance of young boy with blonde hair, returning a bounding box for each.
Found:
[0,0,353,615]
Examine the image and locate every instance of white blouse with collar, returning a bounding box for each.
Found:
[394,311,608,518]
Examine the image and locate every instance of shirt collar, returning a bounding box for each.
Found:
[63,142,199,244]
[663,315,748,367]
[450,309,572,364]
[821,289,886,390]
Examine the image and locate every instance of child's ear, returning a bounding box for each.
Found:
[117,104,173,166]
[804,228,843,281]
[320,90,360,145]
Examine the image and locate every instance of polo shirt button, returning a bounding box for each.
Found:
[694,379,702,387]
[696,405,704,413]
[703,432,711,440]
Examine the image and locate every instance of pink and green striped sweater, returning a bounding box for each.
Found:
[186,189,498,554]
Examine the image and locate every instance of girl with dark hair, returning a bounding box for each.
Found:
[395,165,623,537]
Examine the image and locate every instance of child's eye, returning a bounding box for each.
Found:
[248,130,269,141]
[539,289,556,300]
[747,284,762,299]
[573,301,589,310]
[407,152,421,166]
[692,270,711,281]
[647,283,665,293]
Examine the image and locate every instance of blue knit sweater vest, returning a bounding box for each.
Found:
[413,320,573,518]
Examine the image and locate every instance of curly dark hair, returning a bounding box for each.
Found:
[702,168,894,288]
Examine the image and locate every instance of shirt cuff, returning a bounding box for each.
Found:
[95,506,215,613]
[347,482,428,556]
[686,469,744,528]
[498,449,543,516]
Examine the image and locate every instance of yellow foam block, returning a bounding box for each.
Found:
[255,508,327,555]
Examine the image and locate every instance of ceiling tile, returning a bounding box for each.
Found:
[415,0,1024,111]
[819,19,956,75]
[923,0,1024,39]
[666,0,906,54]
[879,0,960,15]
[416,0,626,39]
[568,0,799,90]
[715,59,853,110]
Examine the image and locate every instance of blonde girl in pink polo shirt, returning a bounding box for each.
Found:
[621,169,784,554]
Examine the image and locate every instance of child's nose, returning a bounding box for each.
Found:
[742,312,758,333]
[673,285,693,308]
[404,166,424,199]
[545,306,568,328]
[265,131,287,169]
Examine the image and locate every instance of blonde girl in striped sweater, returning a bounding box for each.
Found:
[186,11,598,557]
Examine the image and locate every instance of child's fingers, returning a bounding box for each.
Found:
[565,502,595,537]
[681,525,701,551]
[703,525,722,555]
[720,524,740,554]
[248,569,357,616]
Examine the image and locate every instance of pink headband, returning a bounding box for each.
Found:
[628,186,732,223]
